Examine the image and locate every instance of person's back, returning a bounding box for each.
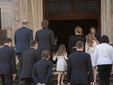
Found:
[68,51,92,84]
[67,41,94,85]
[15,26,33,53]
[21,48,41,79]
[35,20,55,53]
[0,38,16,85]
[32,50,54,85]
[69,26,84,54]
[20,40,41,85]
[36,28,54,52]
[0,45,15,74]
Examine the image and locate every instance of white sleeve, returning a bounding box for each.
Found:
[110,47,113,64]
[64,54,68,60]
[85,42,88,53]
[53,55,57,61]
[92,46,98,66]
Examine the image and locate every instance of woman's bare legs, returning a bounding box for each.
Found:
[61,72,65,84]
[58,71,62,85]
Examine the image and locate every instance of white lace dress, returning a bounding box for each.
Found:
[85,40,98,64]
[53,54,68,71]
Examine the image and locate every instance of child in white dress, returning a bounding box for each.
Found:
[53,44,68,85]
[85,33,99,83]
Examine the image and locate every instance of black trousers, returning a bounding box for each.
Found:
[22,78,35,85]
[98,64,112,85]
[0,74,13,85]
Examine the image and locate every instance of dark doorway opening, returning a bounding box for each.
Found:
[49,19,98,53]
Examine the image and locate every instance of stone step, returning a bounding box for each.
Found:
[2,78,113,85]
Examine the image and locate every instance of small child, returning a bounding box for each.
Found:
[53,44,68,85]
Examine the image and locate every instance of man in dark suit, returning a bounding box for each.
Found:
[20,40,41,85]
[35,20,55,57]
[90,27,101,43]
[32,50,54,85]
[67,41,94,85]
[0,38,16,85]
[14,20,33,81]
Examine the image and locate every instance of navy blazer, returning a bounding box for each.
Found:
[67,51,94,84]
[35,28,55,53]
[20,48,41,79]
[14,26,33,53]
[0,45,16,74]
[32,59,54,85]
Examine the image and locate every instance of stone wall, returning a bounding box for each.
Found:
[101,0,113,44]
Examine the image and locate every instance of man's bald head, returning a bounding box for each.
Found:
[22,19,28,25]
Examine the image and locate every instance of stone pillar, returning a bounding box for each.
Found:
[31,0,43,38]
[101,0,113,44]
[12,0,21,45]
[111,0,113,41]
[20,0,28,20]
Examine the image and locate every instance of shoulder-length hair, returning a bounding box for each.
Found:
[56,44,67,56]
[86,33,99,47]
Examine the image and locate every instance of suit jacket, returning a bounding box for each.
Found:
[67,51,94,84]
[32,59,54,85]
[35,28,55,53]
[14,26,33,53]
[20,48,41,79]
[94,33,101,43]
[0,45,16,74]
[69,35,84,53]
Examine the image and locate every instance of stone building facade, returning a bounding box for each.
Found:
[0,0,113,44]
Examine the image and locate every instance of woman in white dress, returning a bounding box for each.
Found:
[85,33,99,83]
[53,44,68,85]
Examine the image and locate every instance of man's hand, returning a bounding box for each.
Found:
[90,82,95,85]
[12,74,16,78]
[42,84,45,85]
[12,74,16,80]
[37,83,41,85]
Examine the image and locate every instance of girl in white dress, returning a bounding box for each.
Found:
[85,33,99,83]
[53,44,68,85]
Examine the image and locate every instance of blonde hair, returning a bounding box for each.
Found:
[75,26,83,35]
[86,33,99,47]
[56,44,67,56]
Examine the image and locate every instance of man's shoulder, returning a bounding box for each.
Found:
[69,51,89,57]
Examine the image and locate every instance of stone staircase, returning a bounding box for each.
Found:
[1,64,113,85]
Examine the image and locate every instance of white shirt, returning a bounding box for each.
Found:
[93,43,113,66]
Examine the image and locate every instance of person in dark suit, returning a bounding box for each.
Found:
[69,26,84,54]
[35,20,55,56]
[90,27,101,43]
[32,50,55,85]
[0,38,16,85]
[67,41,94,85]
[14,20,33,82]
[20,40,41,85]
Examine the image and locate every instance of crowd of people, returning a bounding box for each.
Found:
[0,19,113,85]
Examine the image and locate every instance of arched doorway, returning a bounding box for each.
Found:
[43,0,101,52]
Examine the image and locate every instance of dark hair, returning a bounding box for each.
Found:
[22,20,28,25]
[41,50,50,58]
[101,35,109,43]
[76,41,84,49]
[30,40,38,47]
[4,38,12,43]
[90,26,96,31]
[41,20,49,28]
